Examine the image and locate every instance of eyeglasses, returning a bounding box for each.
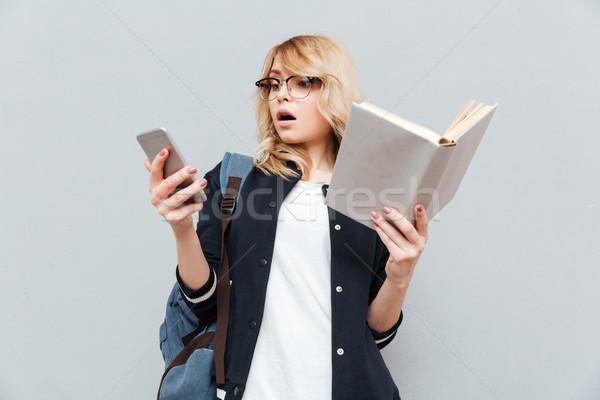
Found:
[255,76,321,101]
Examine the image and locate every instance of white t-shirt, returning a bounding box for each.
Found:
[243,180,332,399]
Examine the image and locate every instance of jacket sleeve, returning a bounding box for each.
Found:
[367,236,404,350]
[175,160,223,323]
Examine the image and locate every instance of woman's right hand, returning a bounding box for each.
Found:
[144,147,207,230]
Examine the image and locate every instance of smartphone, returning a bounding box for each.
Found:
[137,127,207,204]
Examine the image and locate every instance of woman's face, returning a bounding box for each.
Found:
[268,59,332,151]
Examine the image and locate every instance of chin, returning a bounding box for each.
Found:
[278,137,302,146]
[275,130,298,143]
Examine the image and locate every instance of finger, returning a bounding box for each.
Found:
[149,148,169,188]
[158,178,206,211]
[380,206,422,245]
[371,210,411,250]
[414,204,429,241]
[373,223,400,254]
[163,202,205,223]
[144,159,152,172]
[156,165,199,199]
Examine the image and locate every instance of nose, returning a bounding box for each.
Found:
[275,81,292,102]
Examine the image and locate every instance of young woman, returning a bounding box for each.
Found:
[145,35,429,400]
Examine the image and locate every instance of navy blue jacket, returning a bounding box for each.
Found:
[177,159,403,400]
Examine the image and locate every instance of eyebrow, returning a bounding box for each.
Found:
[269,69,282,76]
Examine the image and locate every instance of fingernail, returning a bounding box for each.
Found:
[187,167,197,174]
[417,205,423,212]
[159,149,166,156]
[198,178,206,186]
[370,211,380,219]
[382,206,391,214]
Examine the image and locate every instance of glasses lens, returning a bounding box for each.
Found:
[289,77,312,99]
[258,78,280,101]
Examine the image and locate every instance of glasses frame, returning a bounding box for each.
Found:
[255,76,321,101]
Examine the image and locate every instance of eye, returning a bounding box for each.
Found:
[296,77,311,88]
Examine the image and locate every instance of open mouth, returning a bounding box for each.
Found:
[277,110,296,121]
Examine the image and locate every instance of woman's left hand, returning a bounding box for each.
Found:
[370,204,429,288]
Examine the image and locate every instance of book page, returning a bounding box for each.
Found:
[444,103,491,141]
[444,99,476,136]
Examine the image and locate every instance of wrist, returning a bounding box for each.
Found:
[171,221,197,237]
[384,276,411,294]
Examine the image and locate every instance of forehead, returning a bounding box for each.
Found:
[269,59,292,77]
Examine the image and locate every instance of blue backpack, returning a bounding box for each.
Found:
[158,152,254,400]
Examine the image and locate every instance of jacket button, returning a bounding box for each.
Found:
[334,224,341,230]
[336,286,342,293]
[249,320,257,329]
[269,200,277,208]
[259,259,268,267]
[337,348,344,355]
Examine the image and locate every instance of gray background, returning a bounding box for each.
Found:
[1,0,598,399]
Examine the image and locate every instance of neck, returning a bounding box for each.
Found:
[301,137,335,172]
[296,138,335,184]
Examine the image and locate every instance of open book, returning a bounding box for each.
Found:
[324,100,498,229]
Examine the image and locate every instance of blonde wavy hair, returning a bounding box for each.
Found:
[252,35,365,181]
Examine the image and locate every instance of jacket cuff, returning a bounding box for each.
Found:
[176,266,217,304]
[370,309,403,349]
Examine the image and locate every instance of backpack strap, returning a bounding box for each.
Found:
[219,152,255,217]
[213,180,236,386]
[214,152,254,386]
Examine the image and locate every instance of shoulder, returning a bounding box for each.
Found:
[203,153,258,190]
[200,160,224,196]
[203,160,223,182]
